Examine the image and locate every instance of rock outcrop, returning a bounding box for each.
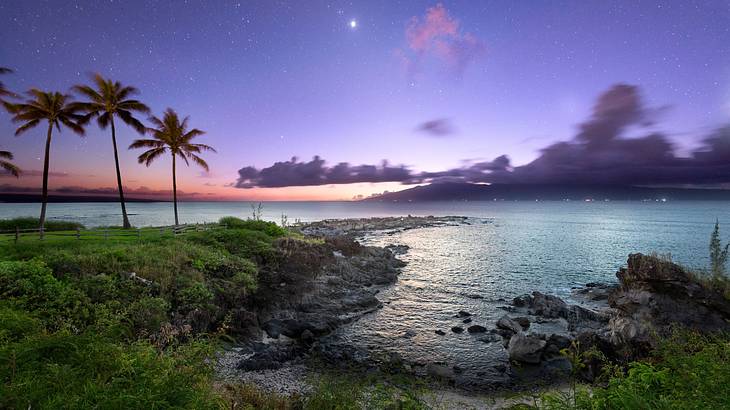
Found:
[608,253,730,350]
[498,253,730,374]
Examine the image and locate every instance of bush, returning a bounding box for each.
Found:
[218,216,287,237]
[0,331,221,409]
[532,332,730,409]
[177,281,214,312]
[127,297,170,333]
[0,217,84,232]
[0,260,91,330]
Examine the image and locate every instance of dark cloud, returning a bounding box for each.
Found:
[235,156,412,188]
[417,118,456,137]
[234,84,730,189]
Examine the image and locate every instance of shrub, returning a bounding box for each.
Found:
[0,260,91,330]
[0,332,221,409]
[0,305,42,343]
[177,281,214,312]
[710,220,730,277]
[127,297,170,334]
[218,216,287,237]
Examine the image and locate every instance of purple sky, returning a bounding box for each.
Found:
[1,1,729,200]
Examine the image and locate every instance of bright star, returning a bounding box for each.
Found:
[349,19,357,29]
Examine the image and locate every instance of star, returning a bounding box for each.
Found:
[349,19,357,29]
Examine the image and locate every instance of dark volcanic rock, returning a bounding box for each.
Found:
[467,325,487,333]
[451,326,464,333]
[496,315,523,334]
[514,316,531,330]
[508,332,546,364]
[608,253,730,348]
[435,329,446,336]
[462,318,472,324]
[456,310,472,318]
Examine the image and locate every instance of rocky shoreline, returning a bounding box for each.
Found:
[216,216,730,399]
[216,216,471,394]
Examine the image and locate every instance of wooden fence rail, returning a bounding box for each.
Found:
[0,223,224,243]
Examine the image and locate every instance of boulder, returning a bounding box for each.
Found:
[496,315,523,334]
[467,325,487,333]
[508,332,547,364]
[451,326,464,333]
[514,316,531,330]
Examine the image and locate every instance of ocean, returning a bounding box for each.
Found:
[2,200,726,386]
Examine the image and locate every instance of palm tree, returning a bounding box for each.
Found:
[5,90,85,231]
[72,74,150,228]
[0,70,20,177]
[129,109,215,225]
[0,151,20,177]
[0,67,16,100]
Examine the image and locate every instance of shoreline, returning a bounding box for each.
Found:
[216,215,730,407]
[214,215,603,401]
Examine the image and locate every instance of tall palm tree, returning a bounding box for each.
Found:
[129,109,215,225]
[0,67,16,100]
[5,90,85,231]
[0,151,20,177]
[0,70,20,177]
[72,74,150,228]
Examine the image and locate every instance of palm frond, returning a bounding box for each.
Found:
[129,138,165,149]
[14,119,41,136]
[186,153,209,172]
[137,147,167,167]
[116,109,146,134]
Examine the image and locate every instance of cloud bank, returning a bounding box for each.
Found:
[234,84,730,190]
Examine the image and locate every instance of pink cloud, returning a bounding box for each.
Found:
[400,3,486,77]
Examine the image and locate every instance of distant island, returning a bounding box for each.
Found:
[363,182,730,202]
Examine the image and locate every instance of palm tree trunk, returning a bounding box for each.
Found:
[172,154,179,226]
[39,122,53,236]
[110,117,131,228]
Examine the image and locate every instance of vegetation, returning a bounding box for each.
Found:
[0,66,15,100]
[0,217,280,408]
[710,219,729,278]
[4,90,85,232]
[0,150,20,177]
[521,332,730,410]
[0,217,84,232]
[129,108,216,225]
[72,74,151,229]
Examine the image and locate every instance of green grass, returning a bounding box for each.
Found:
[0,217,85,232]
[0,217,289,409]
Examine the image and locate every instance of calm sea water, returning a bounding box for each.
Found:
[2,200,727,386]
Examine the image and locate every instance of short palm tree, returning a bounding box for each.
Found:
[129,109,215,225]
[0,150,20,177]
[6,90,85,231]
[72,74,150,228]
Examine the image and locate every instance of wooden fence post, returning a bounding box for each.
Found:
[39,226,44,240]
[15,226,19,243]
